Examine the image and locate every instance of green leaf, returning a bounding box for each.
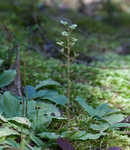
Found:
[7,122,30,135]
[5,138,20,149]
[0,146,7,150]
[0,70,16,88]
[76,97,95,117]
[25,85,37,100]
[69,130,107,140]
[25,100,36,114]
[28,102,62,132]
[79,132,107,140]
[0,92,21,117]
[0,114,7,122]
[30,134,43,147]
[103,114,125,125]
[35,79,60,90]
[94,103,119,118]
[70,131,86,139]
[0,127,19,138]
[38,132,60,140]
[0,59,3,66]
[25,87,68,106]
[40,90,68,106]
[8,117,31,127]
[110,123,130,129]
[90,123,109,131]
[30,110,52,132]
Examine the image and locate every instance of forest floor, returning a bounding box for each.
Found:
[0,1,130,150]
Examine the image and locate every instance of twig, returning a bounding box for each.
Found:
[14,45,22,97]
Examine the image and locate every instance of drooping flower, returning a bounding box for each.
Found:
[69,24,78,30]
[60,20,68,26]
[61,31,69,37]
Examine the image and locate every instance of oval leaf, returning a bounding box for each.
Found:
[76,97,95,117]
[0,114,7,122]
[38,132,60,140]
[8,117,31,127]
[42,94,68,106]
[0,70,16,88]
[90,123,109,131]
[103,114,125,125]
[110,123,130,129]
[79,132,107,140]
[25,85,37,100]
[0,127,18,138]
[35,79,60,90]
[0,92,21,117]
[38,90,68,106]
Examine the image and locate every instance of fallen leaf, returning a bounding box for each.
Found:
[57,137,75,150]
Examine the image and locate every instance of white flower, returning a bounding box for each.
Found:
[70,37,78,46]
[71,37,78,43]
[60,48,64,53]
[69,24,78,30]
[61,31,68,36]
[60,20,68,25]
[56,41,64,46]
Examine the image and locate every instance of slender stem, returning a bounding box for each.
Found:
[20,134,25,150]
[23,61,28,116]
[66,32,71,119]
[66,35,71,100]
[22,96,25,117]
